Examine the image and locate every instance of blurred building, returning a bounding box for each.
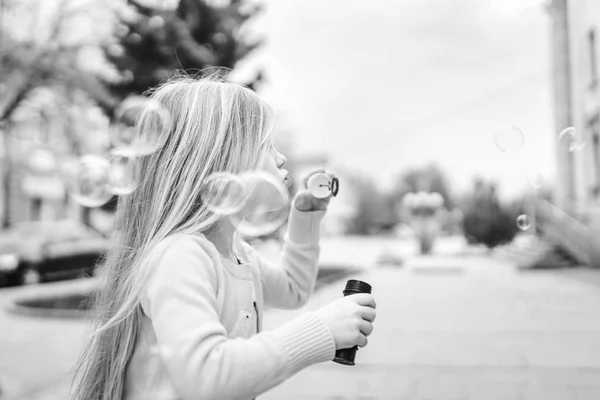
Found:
[541,0,600,266]
[0,89,111,228]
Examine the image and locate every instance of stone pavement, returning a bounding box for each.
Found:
[1,237,599,399]
[0,280,92,400]
[261,255,600,399]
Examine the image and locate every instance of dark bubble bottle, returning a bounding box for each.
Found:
[333,279,372,366]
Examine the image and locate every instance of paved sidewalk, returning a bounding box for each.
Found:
[1,238,600,399]
[260,255,600,399]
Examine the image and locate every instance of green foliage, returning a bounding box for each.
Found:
[461,178,521,248]
[105,0,264,102]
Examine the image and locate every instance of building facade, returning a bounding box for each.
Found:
[550,0,600,211]
[544,0,600,266]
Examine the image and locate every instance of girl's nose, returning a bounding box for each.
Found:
[276,152,287,169]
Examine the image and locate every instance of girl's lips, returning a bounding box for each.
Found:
[284,176,292,187]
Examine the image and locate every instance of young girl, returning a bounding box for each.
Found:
[72,76,376,400]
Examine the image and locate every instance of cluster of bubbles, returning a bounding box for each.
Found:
[494,124,585,232]
[61,96,171,207]
[200,171,290,238]
[201,171,337,238]
[46,95,339,238]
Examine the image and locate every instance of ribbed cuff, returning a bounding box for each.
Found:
[286,208,326,247]
[274,312,336,374]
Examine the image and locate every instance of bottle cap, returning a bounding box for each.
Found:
[343,279,372,295]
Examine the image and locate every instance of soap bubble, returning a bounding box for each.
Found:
[110,96,172,158]
[558,127,585,152]
[229,171,290,238]
[307,173,332,198]
[516,214,531,231]
[201,172,249,215]
[494,124,525,154]
[64,155,113,207]
[108,155,138,195]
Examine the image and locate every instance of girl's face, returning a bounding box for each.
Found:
[238,144,290,213]
[261,144,290,188]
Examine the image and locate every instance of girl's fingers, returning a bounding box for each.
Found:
[349,293,376,309]
[313,198,331,209]
[357,335,368,348]
[294,190,332,211]
[359,320,374,337]
[361,307,376,323]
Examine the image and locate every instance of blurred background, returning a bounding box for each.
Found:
[0,0,599,399]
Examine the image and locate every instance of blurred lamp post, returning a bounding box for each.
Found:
[402,191,445,254]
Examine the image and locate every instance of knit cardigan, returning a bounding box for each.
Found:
[123,208,336,400]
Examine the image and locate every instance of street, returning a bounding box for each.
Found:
[1,236,599,399]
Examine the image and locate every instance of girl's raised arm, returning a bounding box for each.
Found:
[243,207,326,310]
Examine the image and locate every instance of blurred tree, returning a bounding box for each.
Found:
[105,0,264,103]
[460,178,520,248]
[0,0,117,228]
[0,0,116,124]
[346,172,396,235]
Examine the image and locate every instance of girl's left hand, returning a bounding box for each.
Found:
[293,169,336,212]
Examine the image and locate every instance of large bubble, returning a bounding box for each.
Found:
[201,172,249,215]
[494,124,525,155]
[110,96,172,158]
[64,154,113,207]
[229,171,290,238]
[516,214,531,231]
[108,155,138,195]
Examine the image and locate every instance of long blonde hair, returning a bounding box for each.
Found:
[72,75,275,400]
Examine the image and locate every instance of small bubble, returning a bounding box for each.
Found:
[516,214,531,231]
[108,155,138,195]
[110,96,172,157]
[307,173,332,199]
[558,127,585,152]
[64,155,113,208]
[494,124,525,154]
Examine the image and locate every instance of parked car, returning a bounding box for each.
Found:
[0,220,109,287]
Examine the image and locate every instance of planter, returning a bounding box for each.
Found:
[7,279,98,319]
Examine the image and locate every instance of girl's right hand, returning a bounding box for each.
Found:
[315,294,376,350]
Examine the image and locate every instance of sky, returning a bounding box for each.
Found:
[233,0,555,198]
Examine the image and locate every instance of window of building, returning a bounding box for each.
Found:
[589,29,598,86]
[590,115,600,196]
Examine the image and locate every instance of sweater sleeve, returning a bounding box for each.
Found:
[243,208,326,310]
[140,234,335,400]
